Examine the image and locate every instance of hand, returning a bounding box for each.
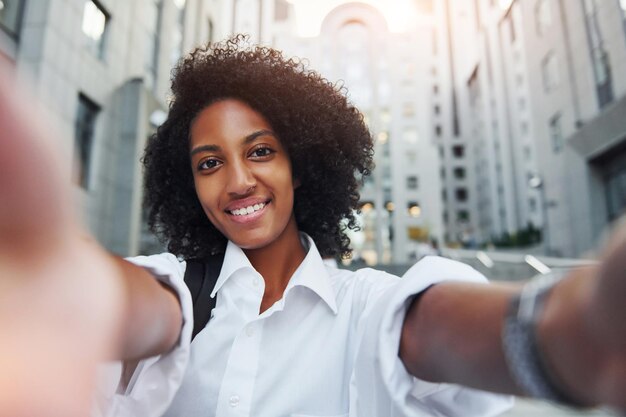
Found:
[0,68,125,416]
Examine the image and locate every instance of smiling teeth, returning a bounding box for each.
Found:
[230,203,265,216]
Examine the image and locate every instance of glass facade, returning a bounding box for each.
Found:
[82,0,109,60]
[582,0,614,107]
[74,94,100,188]
[602,148,626,221]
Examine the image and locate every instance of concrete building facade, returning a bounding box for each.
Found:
[446,0,626,257]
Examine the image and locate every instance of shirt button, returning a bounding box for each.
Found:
[229,395,240,408]
[246,325,255,337]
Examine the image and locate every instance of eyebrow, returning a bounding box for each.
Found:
[189,129,277,158]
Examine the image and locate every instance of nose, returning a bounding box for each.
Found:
[226,160,256,196]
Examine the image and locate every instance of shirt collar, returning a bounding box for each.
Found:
[209,233,338,315]
[210,239,256,298]
[284,234,338,314]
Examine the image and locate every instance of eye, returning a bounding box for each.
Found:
[249,146,275,159]
[197,158,222,172]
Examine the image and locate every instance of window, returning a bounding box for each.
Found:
[380,108,391,128]
[457,210,470,221]
[582,0,614,107]
[598,147,626,221]
[74,94,100,188]
[0,0,25,38]
[520,121,529,135]
[535,0,552,36]
[529,197,537,212]
[208,18,214,45]
[591,48,613,107]
[549,113,563,153]
[403,128,418,143]
[452,145,465,158]
[453,167,466,179]
[523,145,532,160]
[455,188,468,202]
[433,84,439,94]
[434,104,440,115]
[407,176,418,190]
[406,150,417,164]
[274,0,289,21]
[408,202,421,218]
[82,0,109,60]
[145,0,164,88]
[403,103,415,117]
[435,125,442,137]
[541,51,559,92]
[170,0,186,67]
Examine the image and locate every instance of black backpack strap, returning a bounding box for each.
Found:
[184,252,225,341]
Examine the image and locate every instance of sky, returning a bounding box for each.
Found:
[289,0,515,37]
[288,0,420,37]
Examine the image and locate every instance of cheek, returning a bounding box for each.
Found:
[194,181,220,214]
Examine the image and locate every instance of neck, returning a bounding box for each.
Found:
[243,216,306,312]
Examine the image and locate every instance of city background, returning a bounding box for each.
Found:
[1,0,624,415]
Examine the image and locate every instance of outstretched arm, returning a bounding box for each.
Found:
[0,69,182,416]
[400,234,626,412]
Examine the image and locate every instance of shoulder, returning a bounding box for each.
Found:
[402,255,488,286]
[327,265,400,311]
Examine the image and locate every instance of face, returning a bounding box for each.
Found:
[189,99,299,251]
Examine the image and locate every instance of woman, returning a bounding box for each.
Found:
[118,35,508,417]
[0,36,625,417]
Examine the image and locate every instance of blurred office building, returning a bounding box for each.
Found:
[445,0,626,257]
[3,0,625,260]
[277,1,446,264]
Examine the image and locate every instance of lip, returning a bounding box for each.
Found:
[224,198,271,225]
[224,197,271,212]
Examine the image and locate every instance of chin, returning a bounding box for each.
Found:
[229,233,277,251]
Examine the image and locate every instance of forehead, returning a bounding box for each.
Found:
[190,99,274,147]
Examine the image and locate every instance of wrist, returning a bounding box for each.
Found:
[502,270,588,407]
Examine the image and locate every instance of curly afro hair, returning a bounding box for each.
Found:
[143,35,374,259]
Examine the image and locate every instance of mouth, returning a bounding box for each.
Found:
[225,199,271,223]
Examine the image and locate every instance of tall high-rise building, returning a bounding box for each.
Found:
[277,2,445,264]
[445,0,626,257]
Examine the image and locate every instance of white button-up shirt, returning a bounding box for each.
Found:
[97,235,512,417]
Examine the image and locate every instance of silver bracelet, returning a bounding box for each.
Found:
[502,271,583,406]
